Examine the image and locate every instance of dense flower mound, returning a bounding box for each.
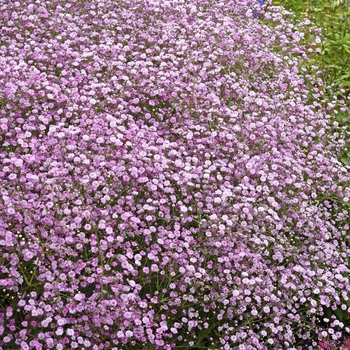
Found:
[1,0,350,349]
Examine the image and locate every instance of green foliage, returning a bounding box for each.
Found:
[268,0,350,167]
[272,0,350,96]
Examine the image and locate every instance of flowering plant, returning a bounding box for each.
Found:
[0,0,350,349]
[318,336,350,350]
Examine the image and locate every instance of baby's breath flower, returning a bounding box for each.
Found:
[0,0,349,348]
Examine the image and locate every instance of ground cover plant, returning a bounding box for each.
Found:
[270,0,350,168]
[1,0,350,349]
[269,1,350,347]
[270,0,350,106]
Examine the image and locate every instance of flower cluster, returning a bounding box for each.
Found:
[318,335,350,350]
[1,0,350,349]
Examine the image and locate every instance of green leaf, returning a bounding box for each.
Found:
[340,73,350,79]
[324,307,333,319]
[335,307,346,321]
